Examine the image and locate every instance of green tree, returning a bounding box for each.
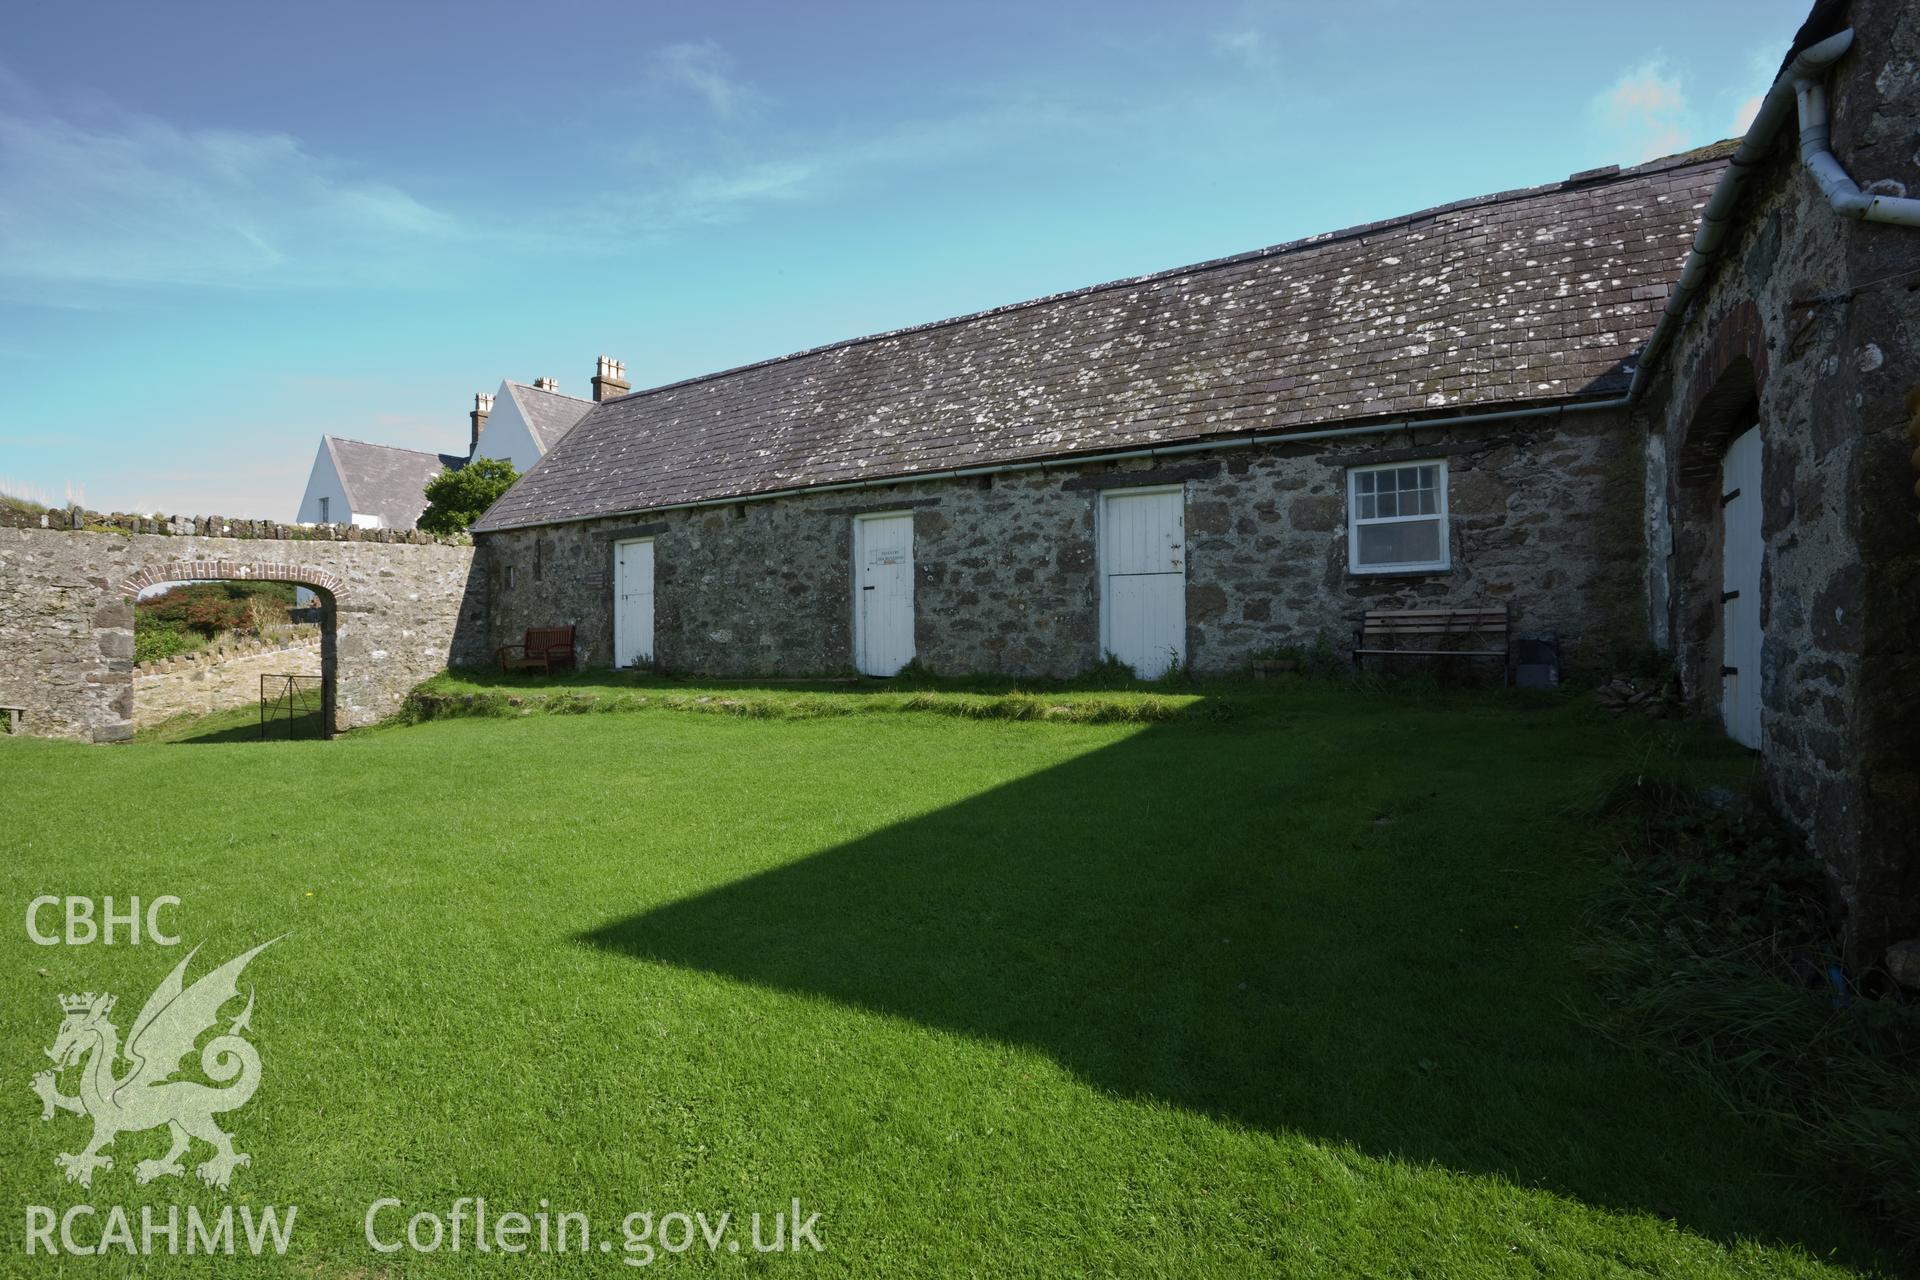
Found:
[419,458,518,534]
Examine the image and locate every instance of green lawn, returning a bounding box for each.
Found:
[1,687,1907,1276]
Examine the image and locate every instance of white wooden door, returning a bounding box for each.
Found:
[1720,426,1762,749]
[1100,487,1186,677]
[855,513,915,676]
[614,538,655,668]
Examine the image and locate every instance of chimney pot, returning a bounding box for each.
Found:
[591,354,631,402]
[533,376,560,392]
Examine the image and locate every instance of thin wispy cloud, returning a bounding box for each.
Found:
[0,74,453,294]
[646,41,764,120]
[1591,62,1694,162]
[1212,28,1278,75]
[601,89,1097,233]
[1206,1,1344,80]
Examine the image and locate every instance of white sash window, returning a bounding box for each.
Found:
[1348,460,1450,574]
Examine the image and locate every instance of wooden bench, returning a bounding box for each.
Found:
[1352,608,1510,684]
[497,626,577,675]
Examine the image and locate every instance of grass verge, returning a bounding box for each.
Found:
[403,668,1213,726]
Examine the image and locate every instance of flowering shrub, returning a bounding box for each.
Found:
[138,581,295,638]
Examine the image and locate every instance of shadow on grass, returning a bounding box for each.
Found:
[580,700,1897,1268]
[142,707,327,744]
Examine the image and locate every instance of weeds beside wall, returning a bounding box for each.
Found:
[1581,745,1920,1246]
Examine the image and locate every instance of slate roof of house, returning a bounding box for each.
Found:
[325,437,464,529]
[503,381,595,453]
[473,143,1734,533]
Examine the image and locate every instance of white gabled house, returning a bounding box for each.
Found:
[291,357,625,532]
[294,436,465,530]
[469,375,601,473]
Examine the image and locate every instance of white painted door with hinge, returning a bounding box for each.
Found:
[614,538,655,668]
[1720,426,1762,749]
[1100,487,1186,677]
[855,513,915,676]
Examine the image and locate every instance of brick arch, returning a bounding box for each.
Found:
[117,561,348,600]
[1674,300,1768,485]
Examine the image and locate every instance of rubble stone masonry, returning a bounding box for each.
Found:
[1649,0,1920,965]
[480,409,1646,680]
[0,519,484,740]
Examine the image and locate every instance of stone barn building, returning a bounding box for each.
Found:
[473,0,1918,968]
[475,149,1726,678]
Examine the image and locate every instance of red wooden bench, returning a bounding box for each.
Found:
[1352,608,1509,684]
[497,626,576,675]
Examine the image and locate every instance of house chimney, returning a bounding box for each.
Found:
[533,376,560,392]
[591,356,630,402]
[469,392,493,454]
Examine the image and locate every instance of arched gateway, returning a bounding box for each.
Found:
[118,561,351,738]
[119,560,348,601]
[0,521,485,742]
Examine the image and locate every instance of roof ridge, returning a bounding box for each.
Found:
[603,142,1737,408]
[323,434,456,459]
[506,380,595,404]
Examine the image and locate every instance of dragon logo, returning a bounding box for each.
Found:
[30,938,279,1191]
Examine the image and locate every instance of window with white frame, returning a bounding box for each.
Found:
[1347,460,1449,574]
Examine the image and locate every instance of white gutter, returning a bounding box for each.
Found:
[1630,27,1920,396]
[1795,33,1920,227]
[479,395,1629,532]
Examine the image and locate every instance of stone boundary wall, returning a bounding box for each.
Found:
[134,636,324,729]
[132,628,321,678]
[1,523,486,741]
[1,501,471,546]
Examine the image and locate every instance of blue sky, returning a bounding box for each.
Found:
[2,0,1808,516]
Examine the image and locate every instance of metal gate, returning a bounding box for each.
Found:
[259,674,327,740]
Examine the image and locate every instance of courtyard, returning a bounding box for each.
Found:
[2,684,1906,1276]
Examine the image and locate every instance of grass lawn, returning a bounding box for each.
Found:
[1,685,1908,1276]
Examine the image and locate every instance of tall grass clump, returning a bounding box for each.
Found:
[1579,749,1920,1244]
[394,681,1199,728]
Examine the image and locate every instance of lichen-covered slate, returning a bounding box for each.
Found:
[328,437,465,528]
[505,381,595,452]
[475,146,1732,533]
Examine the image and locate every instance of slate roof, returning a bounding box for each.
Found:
[473,144,1734,534]
[503,381,595,453]
[326,437,463,529]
